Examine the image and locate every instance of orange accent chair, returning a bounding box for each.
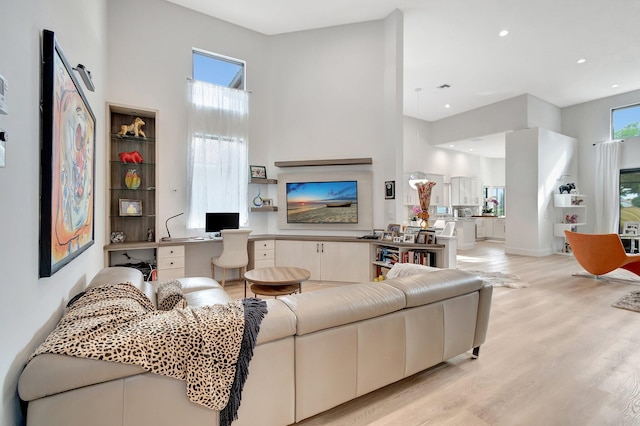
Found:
[564,230,640,276]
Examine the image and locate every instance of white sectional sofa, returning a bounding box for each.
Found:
[18,266,492,426]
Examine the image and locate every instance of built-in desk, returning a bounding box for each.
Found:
[104,233,457,282]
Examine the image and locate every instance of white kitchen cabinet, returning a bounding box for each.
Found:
[451,177,483,206]
[403,173,444,206]
[476,218,485,239]
[275,240,370,282]
[493,219,506,239]
[477,217,502,240]
[426,174,445,205]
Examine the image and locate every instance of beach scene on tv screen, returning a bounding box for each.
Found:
[286,181,358,223]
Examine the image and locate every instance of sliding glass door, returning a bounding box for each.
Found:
[620,168,640,236]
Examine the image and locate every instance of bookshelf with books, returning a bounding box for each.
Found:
[371,241,444,278]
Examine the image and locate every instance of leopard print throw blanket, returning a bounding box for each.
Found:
[29,282,267,425]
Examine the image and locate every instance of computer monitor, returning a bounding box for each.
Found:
[205,212,239,235]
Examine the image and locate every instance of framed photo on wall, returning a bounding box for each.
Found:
[250,165,267,179]
[39,29,96,277]
[385,180,395,199]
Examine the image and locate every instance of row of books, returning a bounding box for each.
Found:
[375,247,436,267]
[401,250,432,266]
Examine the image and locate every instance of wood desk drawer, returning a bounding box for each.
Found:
[255,240,275,250]
[157,245,185,258]
[254,249,275,261]
[157,256,185,269]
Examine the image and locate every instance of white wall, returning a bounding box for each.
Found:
[0,1,107,424]
[429,94,529,146]
[108,0,401,237]
[404,116,496,182]
[562,88,640,233]
[107,0,270,238]
[266,15,401,233]
[402,115,499,220]
[505,128,575,256]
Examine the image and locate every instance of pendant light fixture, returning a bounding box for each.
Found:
[408,88,428,189]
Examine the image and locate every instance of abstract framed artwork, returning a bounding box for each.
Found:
[39,30,96,277]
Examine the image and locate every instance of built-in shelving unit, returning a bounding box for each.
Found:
[554,193,587,254]
[251,206,278,212]
[249,177,278,212]
[107,104,158,244]
[371,241,444,278]
[274,157,373,168]
[250,178,278,184]
[105,104,159,278]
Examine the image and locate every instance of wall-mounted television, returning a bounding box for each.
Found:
[205,212,239,234]
[286,180,358,224]
[277,171,372,231]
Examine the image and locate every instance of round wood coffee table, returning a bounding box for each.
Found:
[244,266,311,298]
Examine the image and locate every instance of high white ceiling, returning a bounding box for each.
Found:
[167,0,640,157]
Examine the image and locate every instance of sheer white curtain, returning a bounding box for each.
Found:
[186,80,249,229]
[594,140,622,233]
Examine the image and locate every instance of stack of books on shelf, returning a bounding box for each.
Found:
[402,250,432,266]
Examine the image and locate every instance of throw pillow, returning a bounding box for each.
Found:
[386,262,439,279]
[156,280,187,310]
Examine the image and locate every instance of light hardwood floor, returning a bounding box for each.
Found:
[224,241,640,425]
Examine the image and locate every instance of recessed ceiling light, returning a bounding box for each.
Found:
[499,29,509,37]
[576,58,586,64]
[444,104,450,108]
[611,84,620,88]
[469,148,474,152]
[449,144,455,148]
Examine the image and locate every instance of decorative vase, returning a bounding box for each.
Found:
[416,181,436,228]
[124,169,141,190]
[252,189,263,207]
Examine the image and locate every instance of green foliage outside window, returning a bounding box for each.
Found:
[612,104,640,140]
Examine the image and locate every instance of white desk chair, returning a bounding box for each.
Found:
[211,229,252,287]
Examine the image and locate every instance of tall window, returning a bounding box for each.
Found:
[612,103,640,140]
[186,50,248,229]
[193,49,245,89]
[492,187,505,217]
